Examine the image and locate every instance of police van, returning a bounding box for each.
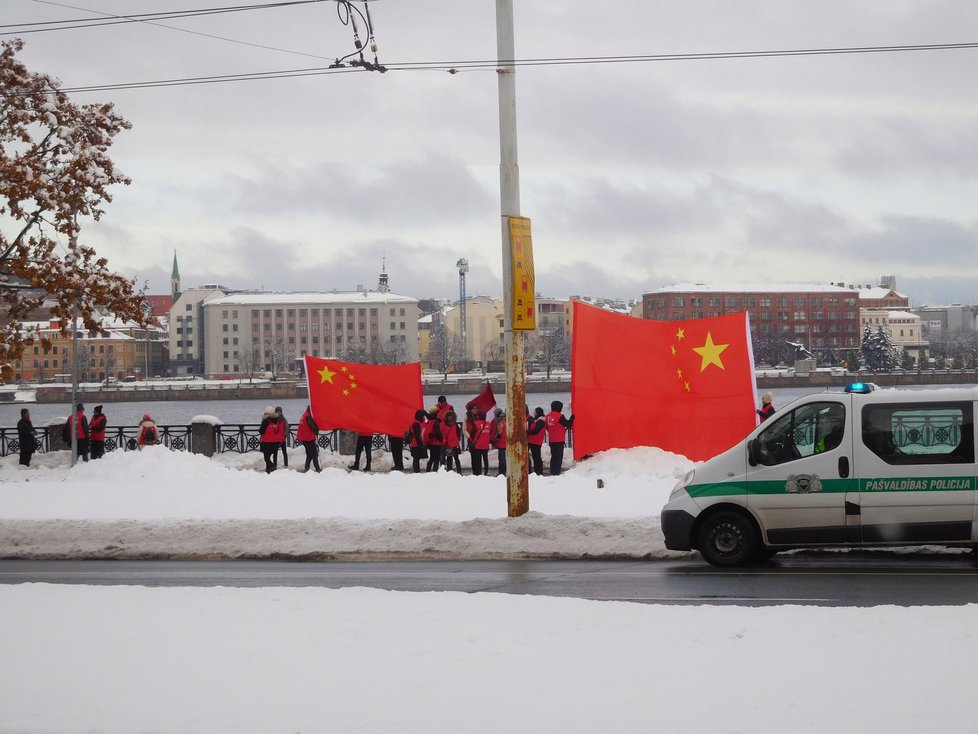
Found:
[661,383,977,566]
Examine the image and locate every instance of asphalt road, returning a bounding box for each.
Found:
[3,553,977,606]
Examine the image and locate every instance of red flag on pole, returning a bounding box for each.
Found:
[304,356,423,435]
[465,382,496,415]
[570,302,758,461]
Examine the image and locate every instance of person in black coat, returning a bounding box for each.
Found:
[17,408,37,467]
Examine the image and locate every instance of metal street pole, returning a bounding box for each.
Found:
[497,0,529,516]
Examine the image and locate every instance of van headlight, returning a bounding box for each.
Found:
[669,470,695,501]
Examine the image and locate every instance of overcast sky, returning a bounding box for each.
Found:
[7,0,978,305]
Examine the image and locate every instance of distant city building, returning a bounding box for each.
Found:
[910,304,978,357]
[169,285,235,376]
[201,289,420,377]
[643,283,861,353]
[853,284,910,310]
[443,296,503,365]
[860,309,929,365]
[9,317,167,382]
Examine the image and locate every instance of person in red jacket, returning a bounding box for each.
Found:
[442,409,462,473]
[545,400,575,476]
[490,408,507,477]
[89,405,107,460]
[296,405,321,473]
[435,395,454,421]
[408,409,427,473]
[68,403,90,462]
[423,409,444,472]
[469,411,492,475]
[757,392,776,422]
[526,406,546,476]
[259,406,284,474]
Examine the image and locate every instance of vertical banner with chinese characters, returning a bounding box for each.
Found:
[507,216,536,331]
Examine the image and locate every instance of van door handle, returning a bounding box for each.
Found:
[838,456,850,478]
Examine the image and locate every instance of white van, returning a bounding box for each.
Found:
[661,383,977,566]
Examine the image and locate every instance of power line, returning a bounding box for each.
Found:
[1,0,330,34]
[3,41,976,97]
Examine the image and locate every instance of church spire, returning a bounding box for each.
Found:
[171,250,181,299]
[378,255,390,293]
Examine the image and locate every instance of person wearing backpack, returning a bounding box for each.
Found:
[296,405,321,473]
[137,413,160,449]
[259,406,283,473]
[423,409,444,472]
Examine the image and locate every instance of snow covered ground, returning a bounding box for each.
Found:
[2,445,975,733]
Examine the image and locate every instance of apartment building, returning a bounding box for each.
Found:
[643,283,862,353]
[200,290,420,377]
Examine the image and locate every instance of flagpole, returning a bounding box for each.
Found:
[497,0,529,516]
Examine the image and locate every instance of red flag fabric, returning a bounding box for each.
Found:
[304,356,423,435]
[571,302,758,462]
[465,382,496,415]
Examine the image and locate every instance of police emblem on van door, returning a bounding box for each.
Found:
[786,474,822,493]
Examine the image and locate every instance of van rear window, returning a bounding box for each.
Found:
[862,402,974,465]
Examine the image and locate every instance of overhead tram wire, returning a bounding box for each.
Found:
[1,0,330,34]
[4,40,976,97]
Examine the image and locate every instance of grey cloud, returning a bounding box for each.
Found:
[227,152,495,224]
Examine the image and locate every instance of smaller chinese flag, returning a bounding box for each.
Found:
[571,302,758,461]
[465,382,496,415]
[304,356,423,435]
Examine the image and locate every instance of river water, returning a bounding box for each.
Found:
[3,384,973,429]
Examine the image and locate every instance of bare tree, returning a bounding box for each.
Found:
[237,341,262,383]
[262,336,295,378]
[426,323,465,378]
[528,328,570,378]
[0,40,148,381]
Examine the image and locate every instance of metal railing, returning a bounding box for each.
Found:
[1,423,571,457]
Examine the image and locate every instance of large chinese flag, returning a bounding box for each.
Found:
[571,302,758,462]
[304,356,423,435]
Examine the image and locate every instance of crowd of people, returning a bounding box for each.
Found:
[401,396,575,476]
[15,396,579,476]
[15,403,162,466]
[254,395,577,477]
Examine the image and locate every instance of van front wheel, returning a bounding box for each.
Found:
[697,511,759,567]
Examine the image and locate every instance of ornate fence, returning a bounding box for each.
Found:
[0,425,345,457]
[1,423,566,457]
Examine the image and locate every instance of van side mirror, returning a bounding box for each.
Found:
[747,439,758,467]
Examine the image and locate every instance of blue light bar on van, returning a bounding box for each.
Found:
[845,382,874,393]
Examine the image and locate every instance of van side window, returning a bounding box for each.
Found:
[862,402,974,465]
[755,402,846,466]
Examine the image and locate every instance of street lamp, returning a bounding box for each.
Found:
[456,258,468,365]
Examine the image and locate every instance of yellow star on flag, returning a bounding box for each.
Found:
[692,331,729,372]
[318,365,337,384]
[675,328,685,341]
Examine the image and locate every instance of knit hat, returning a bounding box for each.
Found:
[762,392,773,404]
